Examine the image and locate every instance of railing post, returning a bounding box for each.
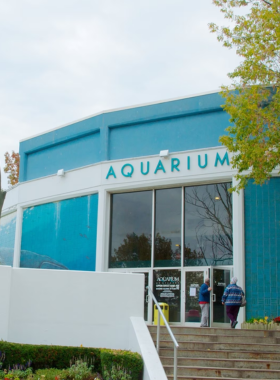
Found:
[146,286,179,379]
[174,345,178,380]
[156,306,160,353]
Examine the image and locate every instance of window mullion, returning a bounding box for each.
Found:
[151,189,155,270]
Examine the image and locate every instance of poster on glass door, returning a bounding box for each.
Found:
[153,269,181,322]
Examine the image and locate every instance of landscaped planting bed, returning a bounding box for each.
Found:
[0,342,143,380]
[241,316,280,330]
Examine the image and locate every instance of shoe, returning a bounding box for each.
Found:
[232,321,238,328]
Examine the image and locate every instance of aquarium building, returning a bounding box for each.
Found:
[1,89,280,327]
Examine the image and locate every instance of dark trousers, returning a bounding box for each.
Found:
[226,305,240,323]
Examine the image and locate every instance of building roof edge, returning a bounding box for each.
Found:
[20,88,222,142]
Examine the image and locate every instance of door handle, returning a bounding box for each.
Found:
[213,294,216,302]
[145,295,149,303]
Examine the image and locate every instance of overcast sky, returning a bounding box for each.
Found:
[0,0,241,190]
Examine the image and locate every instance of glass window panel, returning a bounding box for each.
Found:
[109,191,152,268]
[132,272,149,321]
[20,195,98,271]
[0,211,17,266]
[153,269,181,322]
[185,271,204,322]
[154,188,181,267]
[184,182,233,266]
[144,273,149,321]
[213,268,230,323]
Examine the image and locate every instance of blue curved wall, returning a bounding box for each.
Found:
[26,131,100,181]
[19,92,229,182]
[20,194,98,271]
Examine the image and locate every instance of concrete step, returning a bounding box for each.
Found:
[161,356,280,370]
[150,331,278,344]
[148,326,280,379]
[158,339,280,352]
[164,365,280,379]
[159,347,280,361]
[148,325,280,338]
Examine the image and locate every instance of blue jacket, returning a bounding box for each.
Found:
[199,283,210,303]
[222,284,244,306]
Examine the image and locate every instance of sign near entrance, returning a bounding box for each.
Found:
[104,149,231,182]
[156,276,180,297]
[190,287,196,297]
[153,270,181,322]
[106,152,230,179]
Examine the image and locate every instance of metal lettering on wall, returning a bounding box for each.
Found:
[106,152,230,179]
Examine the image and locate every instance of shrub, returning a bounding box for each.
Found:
[103,365,132,380]
[36,368,68,380]
[0,351,5,370]
[100,350,142,380]
[0,367,33,380]
[0,343,101,373]
[0,343,143,380]
[67,359,93,380]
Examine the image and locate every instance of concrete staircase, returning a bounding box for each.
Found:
[148,325,280,379]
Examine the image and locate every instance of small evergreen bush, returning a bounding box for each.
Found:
[103,365,132,380]
[100,350,142,380]
[0,342,101,373]
[67,359,93,380]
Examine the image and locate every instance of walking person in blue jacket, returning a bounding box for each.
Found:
[198,278,212,327]
[222,277,244,328]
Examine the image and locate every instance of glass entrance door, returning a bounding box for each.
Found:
[183,268,209,326]
[210,267,232,327]
[153,269,181,323]
[183,267,233,326]
[132,271,150,322]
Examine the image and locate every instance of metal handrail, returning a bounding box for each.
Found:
[146,286,179,380]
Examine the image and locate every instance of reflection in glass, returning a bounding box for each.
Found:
[213,268,230,323]
[154,188,181,267]
[132,272,149,321]
[109,191,152,268]
[20,195,98,271]
[185,271,204,322]
[184,183,233,266]
[0,211,17,266]
[144,273,149,321]
[153,269,181,322]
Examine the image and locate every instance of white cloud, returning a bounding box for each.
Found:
[0,0,241,189]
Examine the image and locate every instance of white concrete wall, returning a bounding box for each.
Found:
[0,266,144,349]
[0,266,12,341]
[1,185,18,214]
